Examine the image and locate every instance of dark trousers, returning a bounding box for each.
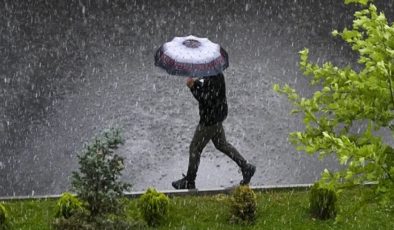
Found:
[186,122,247,181]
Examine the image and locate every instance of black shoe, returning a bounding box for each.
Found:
[172,174,196,189]
[240,163,256,185]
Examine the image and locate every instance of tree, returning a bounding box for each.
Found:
[72,128,131,218]
[274,0,394,206]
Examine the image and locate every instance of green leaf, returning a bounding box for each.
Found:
[273,84,280,92]
[344,0,371,5]
[340,155,349,164]
[322,132,331,139]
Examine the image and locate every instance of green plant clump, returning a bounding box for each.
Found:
[53,214,93,230]
[0,203,9,229]
[138,187,170,227]
[309,183,338,220]
[54,192,83,219]
[229,185,257,224]
[71,128,131,218]
[0,203,7,223]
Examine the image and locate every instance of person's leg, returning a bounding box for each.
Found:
[172,124,214,189]
[212,122,255,185]
[211,123,247,168]
[185,124,213,182]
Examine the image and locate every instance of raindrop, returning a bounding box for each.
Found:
[245,3,251,12]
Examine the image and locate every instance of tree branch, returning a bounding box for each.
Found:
[381,165,394,183]
[387,73,394,110]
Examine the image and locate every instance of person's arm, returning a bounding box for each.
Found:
[187,77,204,102]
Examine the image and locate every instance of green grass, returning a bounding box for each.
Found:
[1,188,393,229]
[2,199,56,229]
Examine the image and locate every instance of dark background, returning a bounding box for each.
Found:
[1,0,393,196]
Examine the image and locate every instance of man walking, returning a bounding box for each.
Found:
[172,73,256,189]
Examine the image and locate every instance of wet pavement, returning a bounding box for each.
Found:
[1,0,393,196]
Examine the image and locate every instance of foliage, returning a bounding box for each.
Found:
[91,213,143,230]
[3,188,394,229]
[138,187,170,227]
[52,212,93,230]
[229,185,257,224]
[53,207,139,230]
[71,128,131,218]
[344,0,372,6]
[54,193,83,219]
[309,183,338,220]
[52,198,139,230]
[274,1,394,207]
[54,216,135,230]
[0,203,7,224]
[0,203,10,229]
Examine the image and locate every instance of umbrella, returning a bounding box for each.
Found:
[154,35,229,77]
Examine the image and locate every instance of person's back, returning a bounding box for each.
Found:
[190,73,228,126]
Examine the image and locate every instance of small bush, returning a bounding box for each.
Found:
[309,183,337,220]
[55,192,84,219]
[138,188,170,227]
[229,185,257,224]
[71,128,131,218]
[0,203,10,229]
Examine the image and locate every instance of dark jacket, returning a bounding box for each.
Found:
[190,73,228,126]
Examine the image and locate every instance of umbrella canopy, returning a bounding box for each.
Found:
[154,35,229,77]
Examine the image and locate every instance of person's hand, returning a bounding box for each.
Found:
[186,77,195,88]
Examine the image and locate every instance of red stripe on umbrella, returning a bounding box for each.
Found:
[154,35,229,77]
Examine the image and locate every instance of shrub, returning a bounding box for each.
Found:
[71,128,131,218]
[309,183,337,220]
[229,185,257,224]
[138,188,170,227]
[55,192,84,219]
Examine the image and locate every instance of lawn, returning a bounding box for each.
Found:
[2,188,393,229]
